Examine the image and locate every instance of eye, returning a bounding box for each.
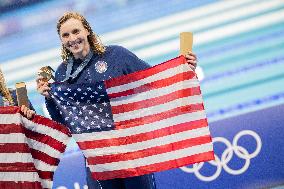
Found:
[72,29,80,34]
[62,33,69,38]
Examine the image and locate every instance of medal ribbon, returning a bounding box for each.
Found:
[63,51,94,82]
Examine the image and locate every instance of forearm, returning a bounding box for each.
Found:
[45,97,65,125]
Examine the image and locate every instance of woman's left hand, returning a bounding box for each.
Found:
[21,105,35,119]
[185,51,197,71]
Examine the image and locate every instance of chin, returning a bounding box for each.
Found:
[71,49,83,55]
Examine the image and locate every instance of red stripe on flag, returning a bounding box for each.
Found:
[108,71,196,99]
[88,134,212,164]
[105,56,187,88]
[38,171,54,180]
[0,162,55,181]
[112,86,201,114]
[78,118,208,150]
[115,103,205,130]
[30,149,59,166]
[0,124,23,134]
[24,128,66,153]
[0,106,70,136]
[0,106,21,114]
[0,163,36,172]
[32,115,71,136]
[0,181,42,189]
[92,151,214,180]
[0,143,30,153]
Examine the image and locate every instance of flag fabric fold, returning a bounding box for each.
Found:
[0,106,71,189]
[51,55,214,180]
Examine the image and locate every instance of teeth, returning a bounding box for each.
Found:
[69,40,82,48]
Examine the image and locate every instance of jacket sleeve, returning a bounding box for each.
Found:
[44,63,66,125]
[45,97,65,125]
[114,46,151,74]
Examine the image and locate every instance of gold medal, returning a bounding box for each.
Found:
[38,66,55,82]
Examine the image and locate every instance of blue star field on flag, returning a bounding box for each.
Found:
[50,82,115,134]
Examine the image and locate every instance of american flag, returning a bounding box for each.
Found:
[0,106,71,189]
[51,56,214,180]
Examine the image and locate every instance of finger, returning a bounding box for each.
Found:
[187,59,197,65]
[22,106,28,116]
[27,110,35,119]
[38,85,50,93]
[187,54,197,63]
[25,108,28,116]
[36,76,45,83]
[42,88,51,97]
[22,105,28,112]
[40,84,50,89]
[187,51,197,57]
[185,55,196,61]
[187,61,197,70]
[21,105,25,112]
[42,86,51,92]
[36,81,48,90]
[36,83,44,90]
[43,83,51,88]
[27,111,32,119]
[188,65,196,71]
[37,86,51,98]
[39,80,49,86]
[37,78,50,88]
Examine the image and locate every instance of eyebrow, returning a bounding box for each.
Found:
[61,28,81,36]
[72,28,80,32]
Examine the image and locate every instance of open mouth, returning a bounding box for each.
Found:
[67,39,83,48]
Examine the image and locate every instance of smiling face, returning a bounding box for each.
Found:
[59,18,90,59]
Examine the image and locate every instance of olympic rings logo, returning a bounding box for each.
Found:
[180,130,262,182]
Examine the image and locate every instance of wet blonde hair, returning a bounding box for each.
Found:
[0,68,14,105]
[57,12,106,62]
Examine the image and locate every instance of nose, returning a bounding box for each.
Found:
[69,34,77,41]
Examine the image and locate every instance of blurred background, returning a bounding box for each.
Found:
[1,0,284,188]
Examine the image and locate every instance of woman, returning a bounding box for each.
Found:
[37,12,197,189]
[0,67,35,118]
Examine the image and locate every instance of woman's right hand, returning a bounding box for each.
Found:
[36,76,51,99]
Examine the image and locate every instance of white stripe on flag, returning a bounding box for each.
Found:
[0,114,21,124]
[74,110,206,141]
[113,95,203,122]
[0,153,33,163]
[41,179,53,189]
[0,133,27,143]
[0,172,40,182]
[0,113,69,146]
[22,117,70,146]
[28,138,61,158]
[106,63,191,94]
[83,126,210,156]
[91,143,213,172]
[33,159,57,172]
[110,79,200,106]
